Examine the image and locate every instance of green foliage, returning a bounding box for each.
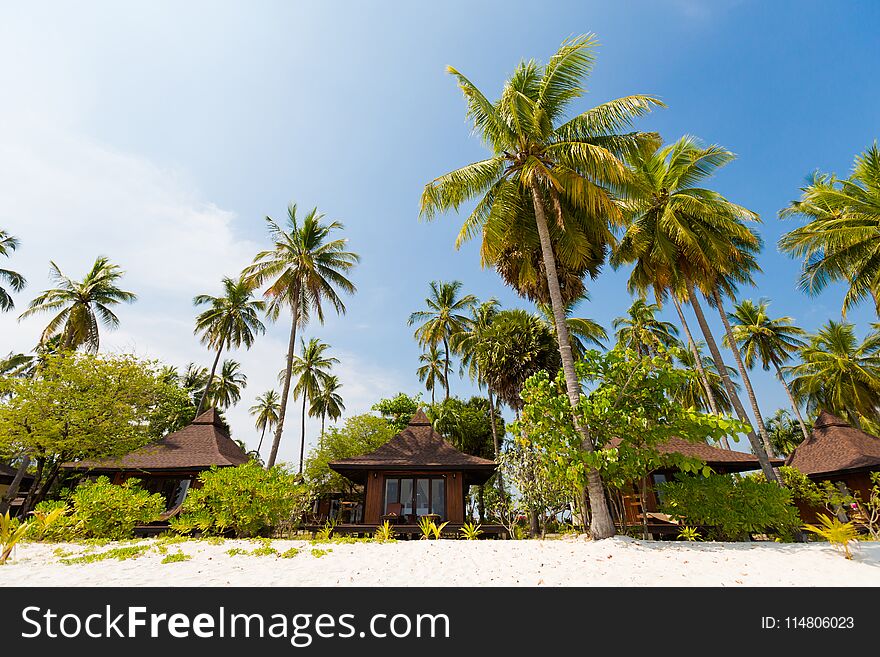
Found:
[161,551,191,564]
[460,522,483,540]
[28,501,79,542]
[225,548,247,556]
[250,539,278,557]
[60,544,150,565]
[427,396,502,459]
[280,547,300,558]
[1,511,30,564]
[750,466,824,507]
[175,462,307,538]
[70,477,164,540]
[374,520,396,543]
[418,517,448,540]
[677,527,701,541]
[804,514,860,559]
[658,474,801,541]
[310,548,330,558]
[315,519,336,542]
[371,393,421,431]
[303,414,395,496]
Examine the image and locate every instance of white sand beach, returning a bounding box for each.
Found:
[2,536,879,587]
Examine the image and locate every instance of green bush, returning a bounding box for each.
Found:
[70,477,165,540]
[658,473,800,541]
[174,462,307,538]
[28,500,81,542]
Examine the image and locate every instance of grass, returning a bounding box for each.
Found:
[310,548,332,558]
[60,544,150,565]
[161,551,191,564]
[280,547,300,559]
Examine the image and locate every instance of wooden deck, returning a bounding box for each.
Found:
[304,523,509,539]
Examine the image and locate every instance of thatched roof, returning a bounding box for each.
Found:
[786,410,880,477]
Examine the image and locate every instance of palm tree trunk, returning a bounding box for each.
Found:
[684,276,777,481]
[256,425,267,454]
[487,387,500,458]
[0,454,31,515]
[774,362,811,442]
[196,342,225,416]
[442,337,451,401]
[531,180,615,539]
[267,304,299,468]
[710,287,777,459]
[299,392,307,474]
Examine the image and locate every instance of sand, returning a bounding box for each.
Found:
[2,536,879,587]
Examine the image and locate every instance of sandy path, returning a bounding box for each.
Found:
[2,536,878,587]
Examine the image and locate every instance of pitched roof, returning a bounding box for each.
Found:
[608,435,784,473]
[329,409,497,483]
[62,408,249,472]
[786,410,880,477]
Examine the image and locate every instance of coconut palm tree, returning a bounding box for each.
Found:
[250,390,281,455]
[0,230,26,312]
[613,299,680,356]
[408,281,477,401]
[291,338,338,473]
[779,143,880,316]
[19,256,136,352]
[611,135,779,478]
[243,204,359,467]
[726,299,810,440]
[787,321,880,432]
[674,343,738,414]
[536,301,606,360]
[421,35,662,537]
[192,276,266,415]
[765,408,808,457]
[206,359,247,410]
[309,375,344,440]
[416,344,446,405]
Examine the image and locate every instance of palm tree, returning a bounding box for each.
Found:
[192,276,266,415]
[674,343,739,428]
[536,302,606,359]
[779,143,880,316]
[19,256,136,352]
[0,230,26,312]
[207,359,247,410]
[787,321,880,432]
[416,344,446,405]
[290,338,338,473]
[250,390,281,455]
[765,408,808,457]
[243,204,359,468]
[421,35,662,538]
[611,135,779,478]
[309,375,345,440]
[726,299,810,440]
[613,299,680,356]
[408,281,477,401]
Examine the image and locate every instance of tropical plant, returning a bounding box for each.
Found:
[611,135,778,476]
[291,338,338,473]
[418,515,435,540]
[764,409,808,457]
[70,477,165,540]
[192,276,265,415]
[250,389,281,455]
[309,375,345,440]
[726,299,810,440]
[416,345,446,405]
[27,501,79,542]
[408,281,477,401]
[786,321,880,432]
[804,513,860,560]
[613,299,680,356]
[0,229,26,312]
[371,393,421,431]
[0,512,30,564]
[459,521,483,540]
[205,359,247,410]
[779,143,880,316]
[673,343,737,417]
[536,301,607,359]
[421,34,662,538]
[243,204,359,467]
[677,526,701,541]
[374,520,396,543]
[19,256,136,352]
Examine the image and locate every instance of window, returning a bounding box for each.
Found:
[383,476,446,520]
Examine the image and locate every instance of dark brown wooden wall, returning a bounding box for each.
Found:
[364,471,383,523]
[447,474,464,523]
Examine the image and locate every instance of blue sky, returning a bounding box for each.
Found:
[1,1,878,461]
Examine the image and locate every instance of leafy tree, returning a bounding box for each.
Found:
[0,353,190,514]
[303,414,395,497]
[0,229,26,312]
[787,321,880,432]
[421,35,661,538]
[70,477,165,540]
[309,375,345,439]
[243,204,359,467]
[408,280,477,400]
[371,393,421,431]
[427,396,502,460]
[416,344,446,405]
[613,299,680,356]
[726,298,810,440]
[192,276,265,415]
[249,389,280,455]
[291,338,337,473]
[780,143,880,315]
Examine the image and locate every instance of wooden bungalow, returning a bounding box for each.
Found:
[61,408,249,511]
[612,436,785,536]
[0,463,35,513]
[326,409,504,537]
[786,410,880,524]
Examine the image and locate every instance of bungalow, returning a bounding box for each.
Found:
[0,463,35,513]
[61,408,249,510]
[326,408,504,537]
[786,410,880,524]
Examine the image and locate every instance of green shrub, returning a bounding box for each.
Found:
[70,477,165,540]
[28,501,81,542]
[658,473,800,541]
[174,462,306,538]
